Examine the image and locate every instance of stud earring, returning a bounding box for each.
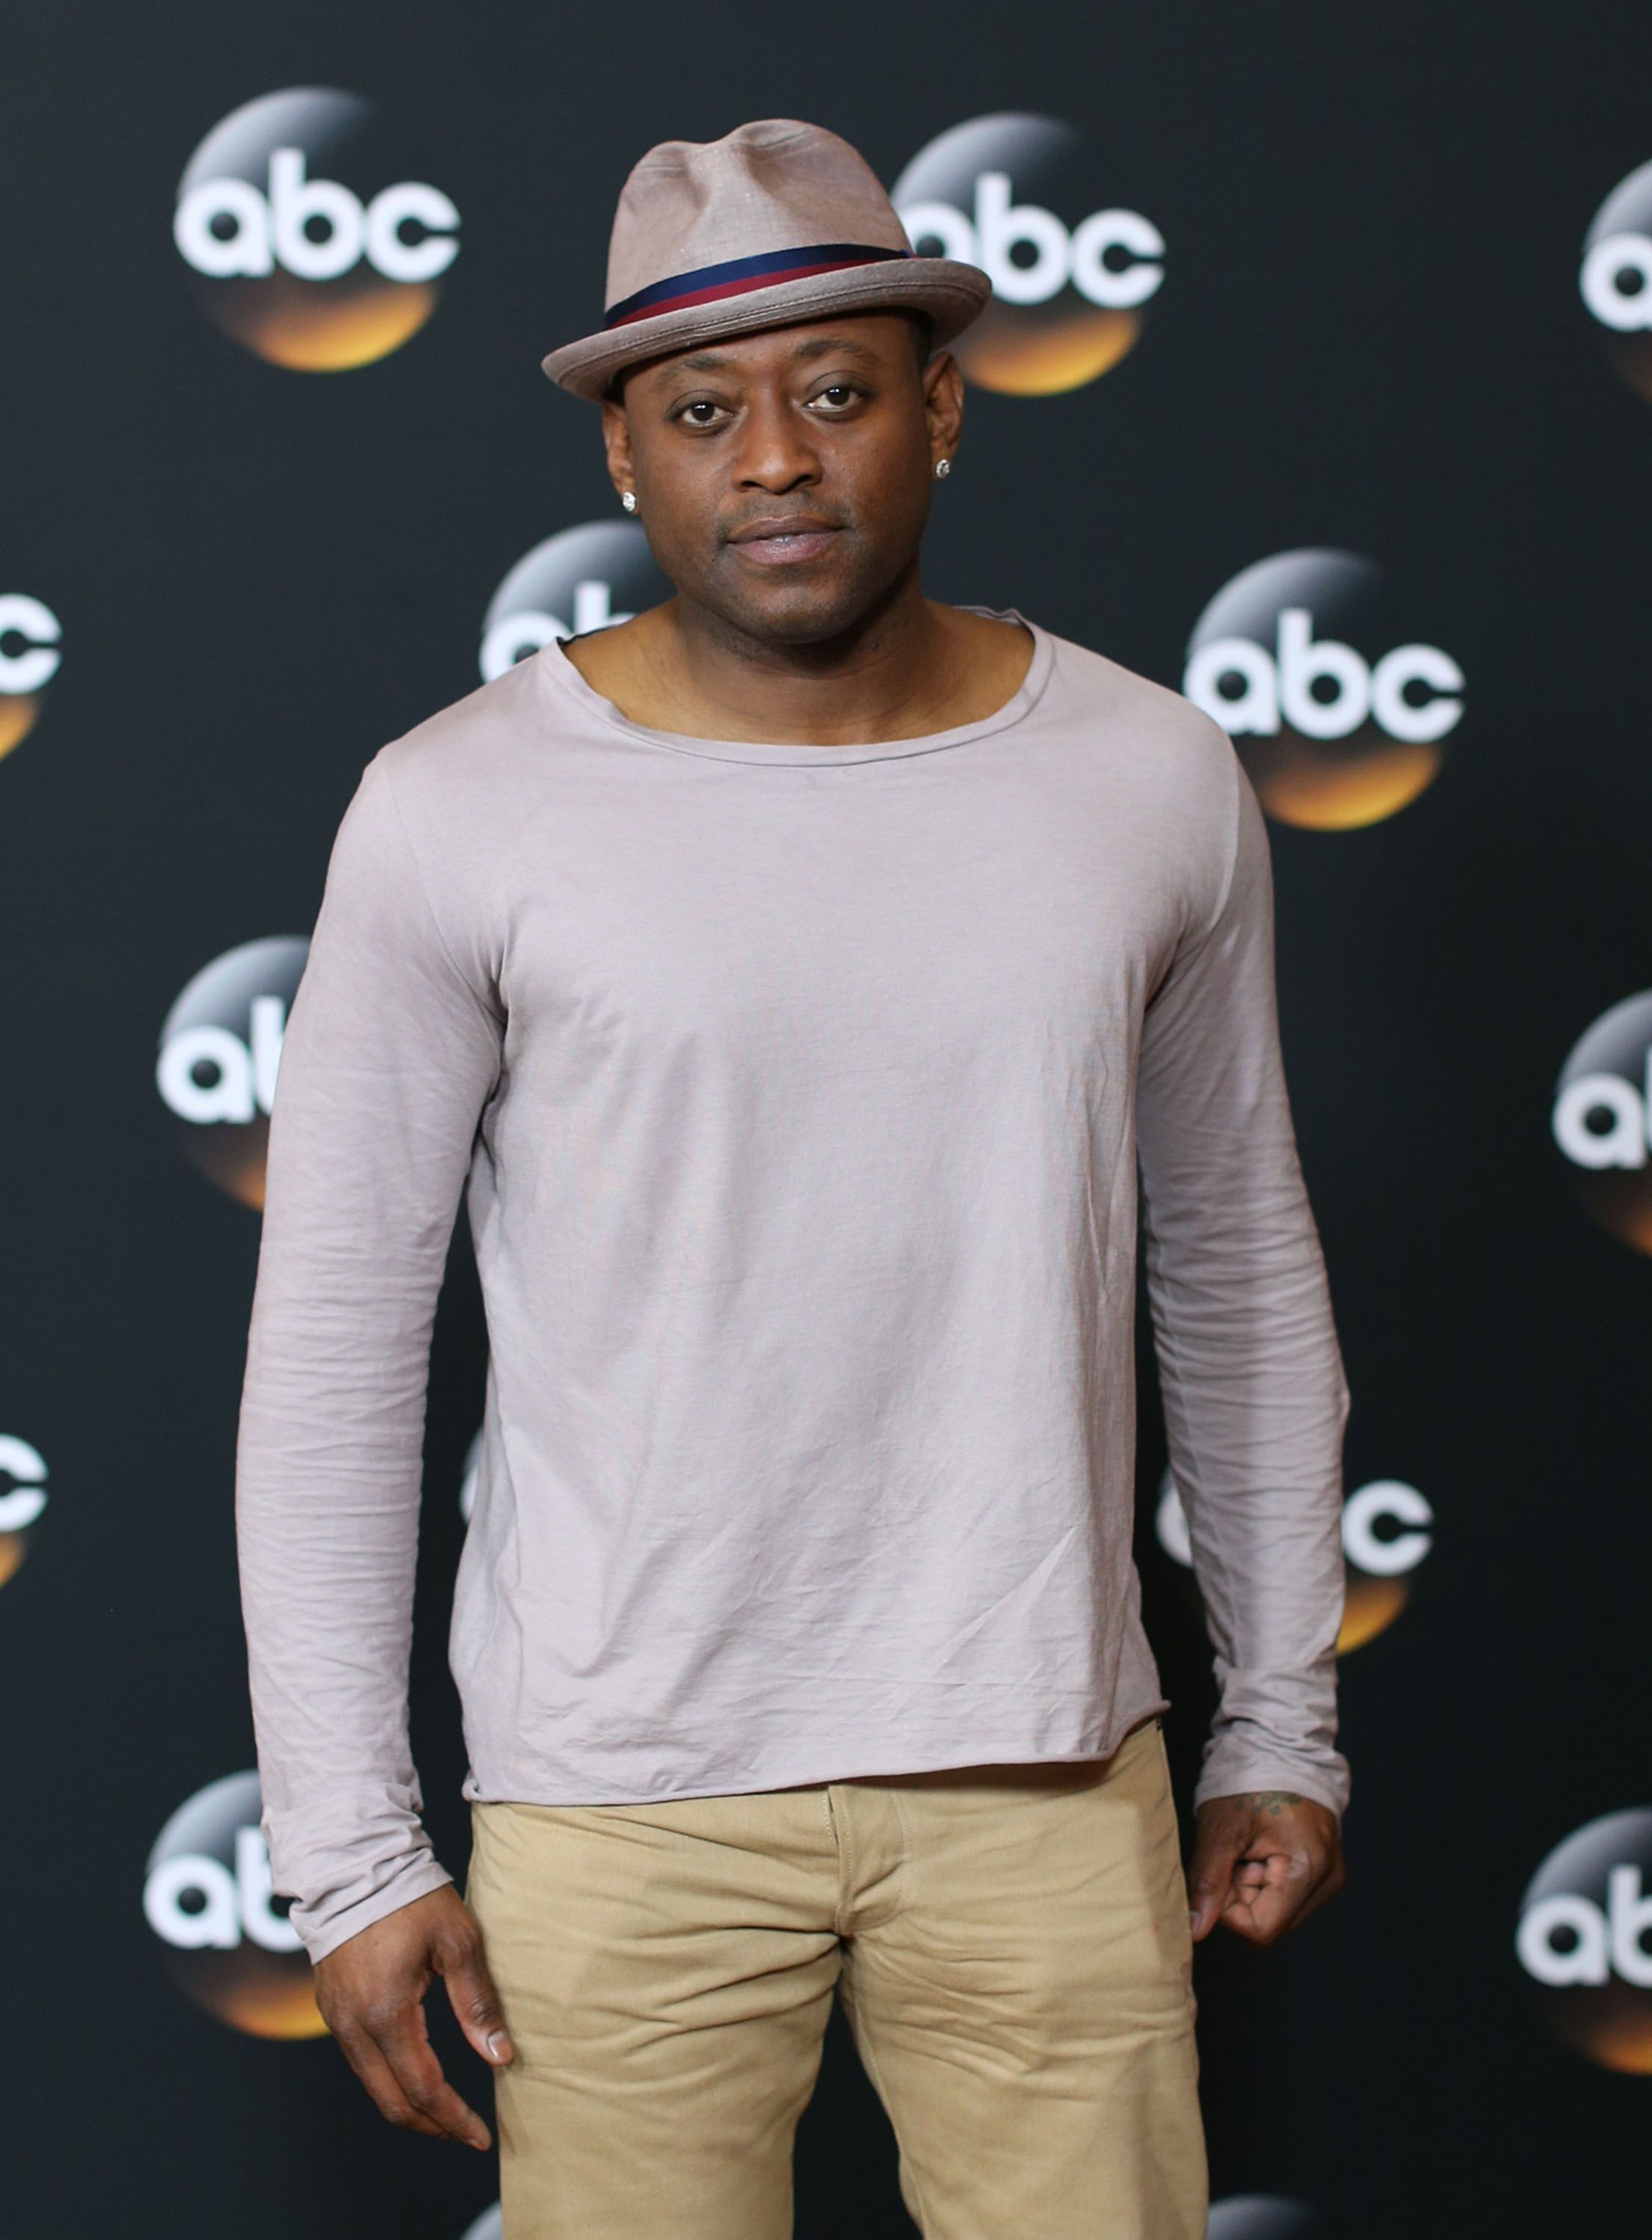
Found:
[933,458,951,479]
[620,490,638,514]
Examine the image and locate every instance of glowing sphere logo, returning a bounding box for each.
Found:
[1518,1811,1652,2072]
[1157,1469,1432,1654]
[1553,993,1652,1253]
[175,89,459,370]
[1581,161,1652,399]
[1184,550,1464,830]
[891,113,1164,395]
[143,1772,325,2039]
[0,1434,49,1590]
[481,522,669,682]
[0,593,62,762]
[156,936,308,1207]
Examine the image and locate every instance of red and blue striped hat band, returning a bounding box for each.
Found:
[541,120,991,399]
[604,243,914,330]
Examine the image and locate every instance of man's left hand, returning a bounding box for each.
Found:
[1187,1791,1345,1945]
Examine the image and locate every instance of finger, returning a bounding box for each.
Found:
[1229,1846,1332,1944]
[1186,1833,1242,1942]
[441,1935,514,2066]
[1216,1864,1300,1943]
[333,2023,451,2139]
[1219,1887,1265,1939]
[1238,1884,1302,1943]
[361,1997,493,2151]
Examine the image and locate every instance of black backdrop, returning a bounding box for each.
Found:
[4,4,1650,2233]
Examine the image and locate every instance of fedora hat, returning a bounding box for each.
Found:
[542,118,991,402]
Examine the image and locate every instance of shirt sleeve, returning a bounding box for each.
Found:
[1135,747,1352,1819]
[235,750,505,1961]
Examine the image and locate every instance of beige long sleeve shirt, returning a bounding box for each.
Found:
[235,612,1350,1961]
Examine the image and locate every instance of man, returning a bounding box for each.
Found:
[236,118,1349,2239]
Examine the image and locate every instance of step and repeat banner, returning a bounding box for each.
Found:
[2,5,1648,2235]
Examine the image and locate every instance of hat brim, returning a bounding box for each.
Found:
[541,258,992,401]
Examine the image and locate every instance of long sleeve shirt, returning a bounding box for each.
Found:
[234,612,1351,1962]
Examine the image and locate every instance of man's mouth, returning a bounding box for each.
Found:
[725,517,843,567]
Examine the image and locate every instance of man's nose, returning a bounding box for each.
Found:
[732,394,821,491]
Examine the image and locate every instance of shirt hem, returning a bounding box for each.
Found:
[459,1702,1174,1809]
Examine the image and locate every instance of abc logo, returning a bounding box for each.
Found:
[1185,550,1463,830]
[0,1433,49,1590]
[175,89,459,370]
[157,936,308,1207]
[1552,992,1652,1253]
[1517,1810,1652,2072]
[0,593,62,761]
[461,2209,502,2240]
[1208,2202,1320,2239]
[1157,1469,1432,1654]
[891,113,1163,396]
[143,1771,325,2039]
[481,522,670,682]
[1580,159,1652,400]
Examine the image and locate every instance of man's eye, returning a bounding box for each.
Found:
[678,399,726,426]
[808,384,859,411]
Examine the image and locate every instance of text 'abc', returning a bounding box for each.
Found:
[175,149,459,284]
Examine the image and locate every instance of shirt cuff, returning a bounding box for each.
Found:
[1194,1738,1350,1822]
[293,1852,455,1965]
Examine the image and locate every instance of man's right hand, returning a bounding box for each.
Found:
[314,1885,514,2150]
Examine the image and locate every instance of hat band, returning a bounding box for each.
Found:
[603,242,913,329]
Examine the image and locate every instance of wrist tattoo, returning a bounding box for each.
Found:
[1246,1791,1306,1818]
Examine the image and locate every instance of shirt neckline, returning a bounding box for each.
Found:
[534,606,1056,765]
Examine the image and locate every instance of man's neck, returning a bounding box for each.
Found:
[560,576,1033,747]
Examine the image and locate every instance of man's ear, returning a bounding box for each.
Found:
[921,349,964,472]
[601,396,636,508]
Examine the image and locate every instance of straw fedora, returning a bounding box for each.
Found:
[542,119,991,402]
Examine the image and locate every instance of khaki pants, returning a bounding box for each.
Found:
[467,1717,1206,2239]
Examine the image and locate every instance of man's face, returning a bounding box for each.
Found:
[602,311,963,647]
